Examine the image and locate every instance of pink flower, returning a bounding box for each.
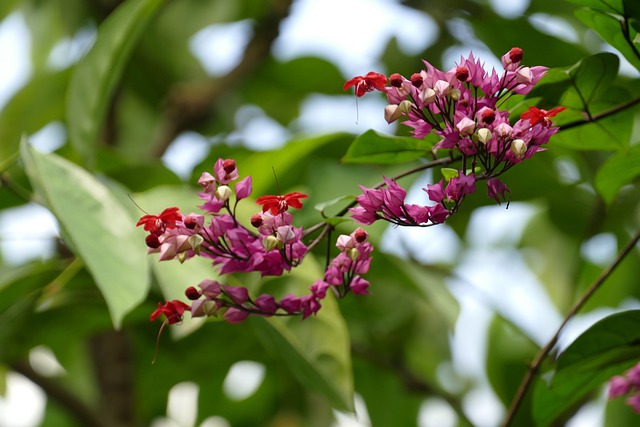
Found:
[255,294,278,314]
[350,276,370,295]
[235,176,253,200]
[609,376,631,398]
[214,158,239,184]
[223,285,250,304]
[501,47,523,70]
[225,307,250,323]
[487,178,511,206]
[626,393,640,414]
[279,295,302,314]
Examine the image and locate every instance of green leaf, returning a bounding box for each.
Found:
[595,145,640,203]
[251,298,354,412]
[341,129,436,164]
[575,8,640,72]
[533,310,640,426]
[250,256,354,412]
[0,70,70,161]
[66,0,166,164]
[314,195,355,217]
[20,138,150,328]
[567,0,623,15]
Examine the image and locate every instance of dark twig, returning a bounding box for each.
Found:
[11,361,110,427]
[558,97,640,131]
[502,230,640,427]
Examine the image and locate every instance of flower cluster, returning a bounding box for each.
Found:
[345,48,565,227]
[609,362,640,413]
[139,158,374,325]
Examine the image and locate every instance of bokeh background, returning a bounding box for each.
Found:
[1,0,639,426]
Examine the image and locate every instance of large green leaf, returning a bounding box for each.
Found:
[595,145,640,203]
[531,53,632,150]
[66,0,166,164]
[20,138,149,328]
[341,129,436,164]
[251,300,354,412]
[533,310,640,426]
[250,255,354,412]
[567,0,623,14]
[575,8,640,72]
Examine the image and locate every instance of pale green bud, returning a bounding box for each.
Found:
[263,235,279,252]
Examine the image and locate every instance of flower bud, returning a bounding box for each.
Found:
[353,228,368,243]
[188,234,204,255]
[410,73,423,88]
[347,247,360,261]
[145,233,161,248]
[215,185,232,202]
[398,100,412,114]
[419,88,436,104]
[476,128,492,144]
[455,66,469,82]
[203,300,218,316]
[250,213,263,228]
[263,235,279,252]
[433,80,450,97]
[449,88,461,101]
[384,105,402,124]
[389,73,404,87]
[185,286,201,300]
[511,139,527,159]
[516,67,533,84]
[456,117,476,136]
[222,159,236,174]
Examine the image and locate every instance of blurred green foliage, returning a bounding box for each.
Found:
[1,0,640,426]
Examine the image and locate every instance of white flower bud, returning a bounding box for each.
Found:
[215,185,232,202]
[456,117,476,136]
[419,88,436,104]
[476,128,492,144]
[511,139,527,159]
[433,80,450,97]
[384,105,402,124]
[449,88,461,101]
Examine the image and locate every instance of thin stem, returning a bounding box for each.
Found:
[559,97,640,131]
[502,230,640,427]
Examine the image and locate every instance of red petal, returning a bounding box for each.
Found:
[343,76,363,91]
[546,106,566,118]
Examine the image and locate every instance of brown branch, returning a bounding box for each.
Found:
[152,0,295,158]
[11,360,110,427]
[558,97,640,131]
[502,230,640,427]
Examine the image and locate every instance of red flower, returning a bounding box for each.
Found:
[256,192,308,215]
[344,72,388,97]
[521,106,566,126]
[136,207,181,233]
[150,300,190,324]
